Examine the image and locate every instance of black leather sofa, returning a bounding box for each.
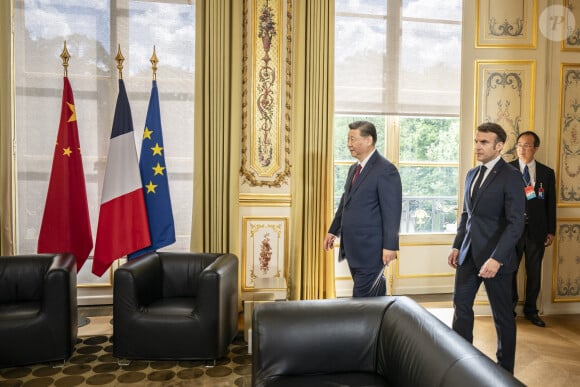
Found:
[113,251,238,361]
[252,296,525,387]
[0,254,77,367]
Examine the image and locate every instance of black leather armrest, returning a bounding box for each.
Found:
[114,253,163,309]
[252,298,394,384]
[43,253,76,316]
[42,253,77,355]
[197,253,238,315]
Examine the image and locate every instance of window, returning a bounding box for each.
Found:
[13,1,195,258]
[334,0,462,233]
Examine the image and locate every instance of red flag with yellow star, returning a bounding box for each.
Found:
[38,76,93,271]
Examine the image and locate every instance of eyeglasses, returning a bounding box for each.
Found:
[516,143,535,149]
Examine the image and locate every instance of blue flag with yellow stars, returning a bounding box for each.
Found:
[128,80,175,259]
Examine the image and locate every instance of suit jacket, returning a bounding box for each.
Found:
[509,160,556,243]
[329,151,402,269]
[453,158,525,273]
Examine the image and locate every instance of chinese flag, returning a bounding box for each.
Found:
[38,76,93,271]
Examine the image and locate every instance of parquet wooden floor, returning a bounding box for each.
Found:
[424,301,580,387]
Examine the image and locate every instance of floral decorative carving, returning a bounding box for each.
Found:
[240,0,292,187]
[555,223,580,298]
[559,66,580,203]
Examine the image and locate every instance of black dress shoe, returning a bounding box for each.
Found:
[525,313,546,327]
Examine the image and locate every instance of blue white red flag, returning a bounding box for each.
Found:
[92,80,150,276]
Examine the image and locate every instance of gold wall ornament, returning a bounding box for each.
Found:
[557,64,580,205]
[240,0,292,187]
[475,60,536,162]
[60,41,70,77]
[115,45,125,79]
[242,216,288,291]
[476,0,537,48]
[552,219,580,302]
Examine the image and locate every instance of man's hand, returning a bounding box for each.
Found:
[478,257,502,278]
[324,233,337,251]
[448,248,459,269]
[545,233,555,247]
[382,249,397,266]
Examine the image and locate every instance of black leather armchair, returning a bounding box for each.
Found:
[113,252,239,361]
[252,296,525,387]
[0,254,77,367]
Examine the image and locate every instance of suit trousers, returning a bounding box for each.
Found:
[452,251,516,374]
[513,226,545,315]
[349,264,386,297]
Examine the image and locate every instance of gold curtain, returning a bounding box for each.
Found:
[192,0,241,257]
[289,0,335,300]
[0,1,14,255]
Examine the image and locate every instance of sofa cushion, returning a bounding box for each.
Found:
[256,372,388,387]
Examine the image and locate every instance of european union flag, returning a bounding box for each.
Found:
[128,80,175,258]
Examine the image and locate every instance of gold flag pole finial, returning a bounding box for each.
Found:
[115,45,125,79]
[150,46,158,81]
[61,41,71,77]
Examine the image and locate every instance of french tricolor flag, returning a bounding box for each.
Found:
[92,80,151,276]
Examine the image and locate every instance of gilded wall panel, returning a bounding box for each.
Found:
[476,60,536,161]
[240,0,292,187]
[558,64,580,205]
[241,216,288,292]
[477,0,536,48]
[564,0,580,50]
[553,220,580,301]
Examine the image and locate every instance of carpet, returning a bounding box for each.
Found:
[0,334,251,386]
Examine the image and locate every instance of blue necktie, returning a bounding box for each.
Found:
[471,165,486,201]
[523,165,531,186]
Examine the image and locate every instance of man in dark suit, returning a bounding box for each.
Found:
[448,122,525,374]
[324,121,402,297]
[510,131,556,328]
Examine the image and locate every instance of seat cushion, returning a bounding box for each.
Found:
[258,372,388,387]
[0,301,41,320]
[141,297,195,316]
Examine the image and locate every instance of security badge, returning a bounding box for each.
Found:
[524,182,545,200]
[524,184,536,200]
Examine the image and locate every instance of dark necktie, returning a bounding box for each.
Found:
[523,165,531,186]
[351,164,362,188]
[471,165,487,201]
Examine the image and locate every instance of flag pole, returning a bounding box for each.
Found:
[150,46,158,81]
[60,42,90,327]
[60,41,70,77]
[115,44,124,79]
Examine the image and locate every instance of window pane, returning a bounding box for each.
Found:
[399,166,458,197]
[400,21,461,115]
[401,195,459,233]
[14,0,195,254]
[335,0,387,16]
[335,15,387,113]
[399,117,459,163]
[402,0,461,21]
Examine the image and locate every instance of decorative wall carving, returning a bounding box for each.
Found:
[563,0,580,50]
[240,0,292,187]
[476,60,536,161]
[553,220,580,301]
[476,0,536,48]
[242,216,288,291]
[558,64,580,205]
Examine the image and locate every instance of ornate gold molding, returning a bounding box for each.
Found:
[240,0,292,187]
